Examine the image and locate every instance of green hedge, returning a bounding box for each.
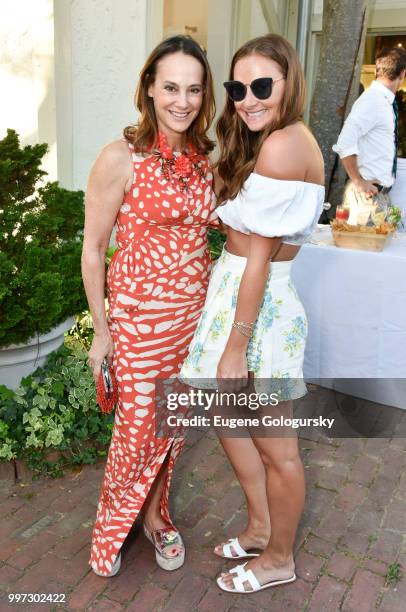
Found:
[0,129,87,347]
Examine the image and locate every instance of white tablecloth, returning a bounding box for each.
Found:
[291,226,406,409]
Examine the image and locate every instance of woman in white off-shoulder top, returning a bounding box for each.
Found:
[179,34,325,594]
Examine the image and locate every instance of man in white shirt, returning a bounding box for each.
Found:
[333,46,406,225]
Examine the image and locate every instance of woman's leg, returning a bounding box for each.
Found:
[142,453,170,530]
[214,437,271,556]
[220,403,305,588]
[255,435,305,561]
[141,446,183,557]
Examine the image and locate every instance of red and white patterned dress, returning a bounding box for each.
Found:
[89,140,217,576]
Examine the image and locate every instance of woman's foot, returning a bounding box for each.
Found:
[143,513,185,570]
[219,552,295,592]
[213,526,270,559]
[143,514,184,559]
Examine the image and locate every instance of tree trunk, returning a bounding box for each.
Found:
[309,0,368,216]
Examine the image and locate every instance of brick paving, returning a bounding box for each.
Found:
[1,389,405,611]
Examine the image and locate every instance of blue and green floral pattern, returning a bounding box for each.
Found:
[218,271,231,296]
[194,310,207,337]
[247,333,263,375]
[259,291,283,330]
[231,276,241,308]
[208,310,229,341]
[186,342,206,372]
[283,316,307,357]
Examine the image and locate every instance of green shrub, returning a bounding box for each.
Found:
[0,342,114,478]
[0,129,87,347]
[207,227,226,260]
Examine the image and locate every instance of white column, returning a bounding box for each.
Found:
[54,0,73,188]
[67,0,149,190]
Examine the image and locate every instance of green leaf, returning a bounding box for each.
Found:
[51,381,65,396]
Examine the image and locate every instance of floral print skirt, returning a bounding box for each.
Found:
[178,246,308,399]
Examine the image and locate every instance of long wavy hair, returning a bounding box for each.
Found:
[216,34,306,203]
[124,36,215,154]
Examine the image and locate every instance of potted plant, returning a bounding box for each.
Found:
[0,341,114,481]
[0,129,87,388]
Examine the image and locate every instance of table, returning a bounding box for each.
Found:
[290,226,406,409]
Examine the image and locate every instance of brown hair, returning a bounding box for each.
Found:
[376,46,406,80]
[216,34,306,203]
[124,36,215,154]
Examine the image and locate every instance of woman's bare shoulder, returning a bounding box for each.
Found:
[256,123,323,184]
[256,125,307,181]
[89,139,133,189]
[94,139,131,167]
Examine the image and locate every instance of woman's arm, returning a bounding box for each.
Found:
[207,166,227,233]
[81,140,132,380]
[216,129,307,388]
[213,166,223,197]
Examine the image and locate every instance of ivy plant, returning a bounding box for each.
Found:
[0,342,114,478]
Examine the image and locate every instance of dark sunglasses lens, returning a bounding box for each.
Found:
[224,81,246,102]
[251,78,273,99]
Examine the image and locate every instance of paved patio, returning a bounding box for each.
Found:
[1,387,405,611]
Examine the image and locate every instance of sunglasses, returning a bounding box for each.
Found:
[223,77,284,102]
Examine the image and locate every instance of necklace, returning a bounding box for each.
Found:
[154,132,206,193]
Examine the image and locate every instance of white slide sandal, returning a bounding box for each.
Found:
[217,537,261,559]
[217,561,296,593]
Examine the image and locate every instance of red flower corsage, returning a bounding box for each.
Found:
[174,154,192,178]
[154,132,206,192]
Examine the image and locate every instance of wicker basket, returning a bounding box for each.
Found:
[332,229,395,252]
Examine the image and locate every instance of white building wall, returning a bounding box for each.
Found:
[68,0,148,190]
[0,0,57,180]
[0,0,149,190]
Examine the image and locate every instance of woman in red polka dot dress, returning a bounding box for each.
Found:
[81,36,217,577]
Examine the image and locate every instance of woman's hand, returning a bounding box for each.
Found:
[216,347,248,393]
[88,331,114,382]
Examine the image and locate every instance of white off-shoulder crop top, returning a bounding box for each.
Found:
[216,172,325,246]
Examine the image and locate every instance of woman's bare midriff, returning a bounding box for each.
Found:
[224,226,301,261]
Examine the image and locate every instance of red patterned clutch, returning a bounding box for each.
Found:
[96,359,118,414]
